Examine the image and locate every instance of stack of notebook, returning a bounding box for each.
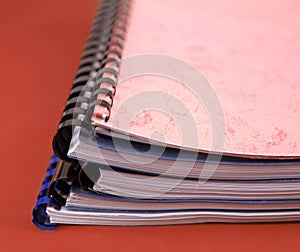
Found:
[33,0,300,230]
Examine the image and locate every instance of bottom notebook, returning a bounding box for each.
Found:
[33,155,300,230]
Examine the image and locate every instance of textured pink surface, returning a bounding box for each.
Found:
[95,0,300,158]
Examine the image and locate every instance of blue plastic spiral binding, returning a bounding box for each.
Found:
[32,155,59,230]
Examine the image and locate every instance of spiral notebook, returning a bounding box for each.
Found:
[33,0,300,229]
[33,156,300,230]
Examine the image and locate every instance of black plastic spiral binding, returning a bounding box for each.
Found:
[47,159,82,206]
[53,0,131,160]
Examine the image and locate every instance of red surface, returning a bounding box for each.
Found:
[1,1,300,251]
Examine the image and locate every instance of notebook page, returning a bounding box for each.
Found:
[93,0,300,158]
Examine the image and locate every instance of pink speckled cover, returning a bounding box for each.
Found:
[93,0,300,158]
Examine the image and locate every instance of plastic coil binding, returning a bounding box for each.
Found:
[47,159,82,206]
[32,155,59,230]
[52,0,132,160]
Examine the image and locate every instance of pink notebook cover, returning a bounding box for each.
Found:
[92,0,300,158]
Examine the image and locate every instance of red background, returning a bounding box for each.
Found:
[1,1,300,251]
